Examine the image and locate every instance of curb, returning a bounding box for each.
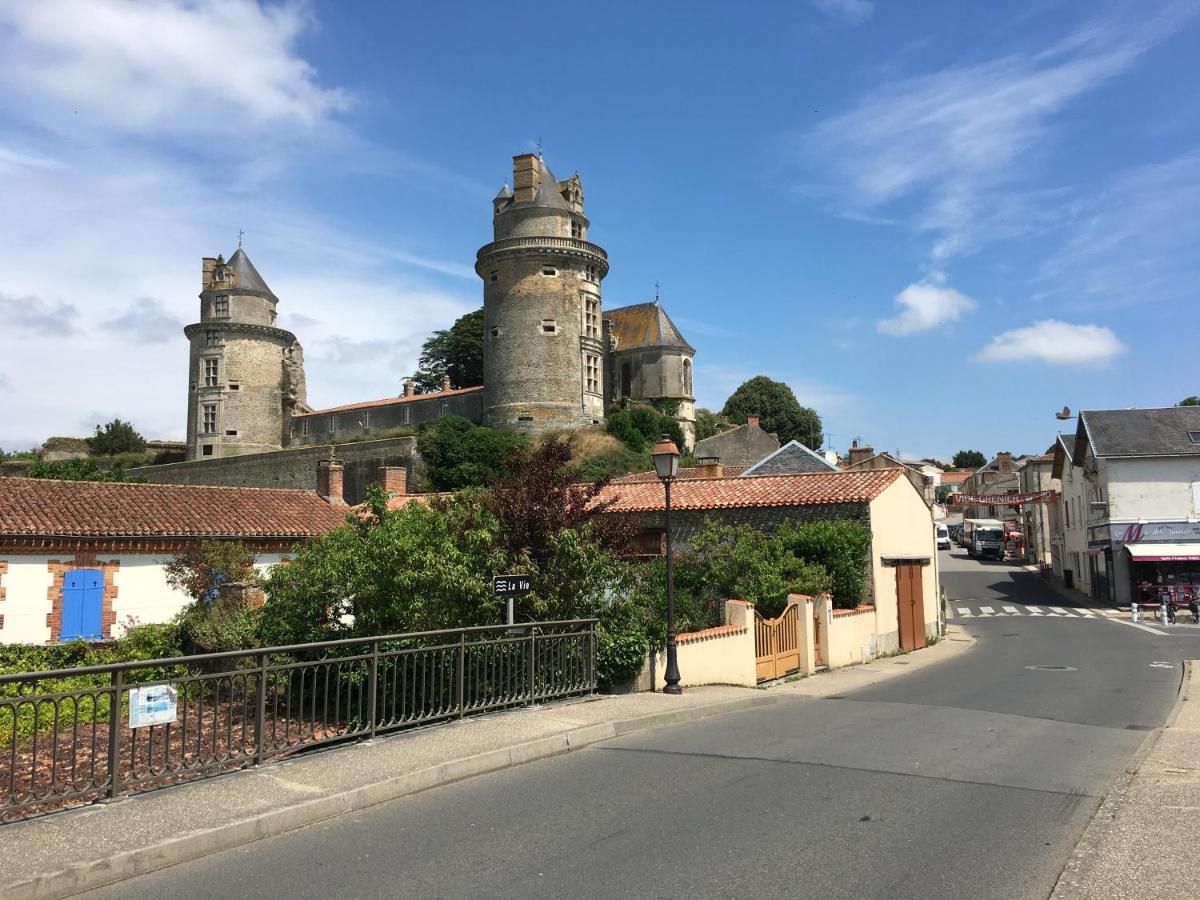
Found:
[1049,658,1193,899]
[4,693,784,900]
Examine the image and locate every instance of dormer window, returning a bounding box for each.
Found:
[1190,431,1200,443]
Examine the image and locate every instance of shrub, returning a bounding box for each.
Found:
[776,520,872,609]
[595,623,648,690]
[173,598,262,656]
[416,415,526,490]
[87,418,146,455]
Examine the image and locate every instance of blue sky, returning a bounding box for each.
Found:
[1,0,1197,461]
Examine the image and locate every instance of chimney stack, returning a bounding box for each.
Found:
[848,444,875,467]
[997,451,1013,474]
[317,459,345,506]
[375,466,407,497]
[512,153,540,203]
[746,415,760,429]
[441,374,452,393]
[402,377,415,398]
[693,456,724,479]
[202,257,217,288]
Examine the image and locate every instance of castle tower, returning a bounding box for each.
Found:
[476,154,609,433]
[183,248,309,460]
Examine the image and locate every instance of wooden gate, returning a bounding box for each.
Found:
[755,601,801,683]
[896,564,926,652]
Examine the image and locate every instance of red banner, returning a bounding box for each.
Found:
[948,490,1056,507]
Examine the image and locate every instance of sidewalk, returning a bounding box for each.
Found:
[1053,660,1199,899]
[0,626,973,900]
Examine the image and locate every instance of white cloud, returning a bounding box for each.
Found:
[811,0,874,26]
[0,293,81,335]
[878,277,976,335]
[798,7,1193,261]
[101,298,184,344]
[0,0,349,136]
[975,320,1125,365]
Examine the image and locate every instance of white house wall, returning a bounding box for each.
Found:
[1106,457,1200,521]
[0,557,55,644]
[867,477,939,651]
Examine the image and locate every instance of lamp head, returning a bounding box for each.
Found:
[651,434,681,481]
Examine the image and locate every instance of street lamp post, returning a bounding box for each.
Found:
[651,434,682,695]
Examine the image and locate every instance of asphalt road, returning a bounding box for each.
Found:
[85,552,1200,900]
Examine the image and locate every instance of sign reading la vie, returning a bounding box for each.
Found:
[492,575,532,598]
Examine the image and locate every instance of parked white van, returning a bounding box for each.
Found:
[935,523,950,550]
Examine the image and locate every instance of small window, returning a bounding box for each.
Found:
[202,444,214,456]
[203,358,219,387]
[541,319,557,334]
[213,295,230,317]
[301,419,310,436]
[541,266,557,277]
[205,329,222,346]
[329,417,337,435]
[403,405,411,425]
[517,415,534,422]
[202,404,217,434]
[1189,431,1200,443]
[489,271,498,283]
[225,430,238,436]
[582,295,598,338]
[490,326,501,339]
[585,353,599,394]
[570,221,581,239]
[228,383,239,391]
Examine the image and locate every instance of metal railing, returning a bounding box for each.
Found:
[0,619,595,821]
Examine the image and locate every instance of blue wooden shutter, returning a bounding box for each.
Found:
[61,569,104,641]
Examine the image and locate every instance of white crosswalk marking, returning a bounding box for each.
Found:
[1050,607,1069,615]
[949,604,1114,623]
[1075,608,1094,617]
[1026,606,1044,615]
[979,606,994,615]
[1003,606,1018,614]
[957,608,971,617]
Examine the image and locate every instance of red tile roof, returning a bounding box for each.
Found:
[939,472,971,484]
[0,478,348,539]
[598,469,902,513]
[298,385,483,417]
[612,465,749,483]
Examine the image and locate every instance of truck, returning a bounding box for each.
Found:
[964,518,1005,560]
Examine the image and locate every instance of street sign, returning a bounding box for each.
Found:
[492,575,532,598]
[129,684,178,728]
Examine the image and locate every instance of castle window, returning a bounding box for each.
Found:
[490,326,501,339]
[585,354,599,394]
[517,415,534,422]
[205,330,222,346]
[541,266,557,277]
[203,358,219,387]
[229,383,239,391]
[489,271,498,283]
[329,417,337,435]
[570,221,581,239]
[225,430,238,437]
[582,296,598,338]
[202,444,214,456]
[213,295,229,317]
[683,358,692,395]
[301,419,310,436]
[403,406,411,425]
[541,319,558,335]
[202,404,217,434]
[621,362,632,398]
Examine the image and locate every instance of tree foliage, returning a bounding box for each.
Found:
[164,540,258,603]
[952,449,987,470]
[693,408,731,443]
[26,458,144,482]
[1180,396,1200,407]
[87,418,146,455]
[605,405,684,453]
[720,376,823,448]
[415,415,526,490]
[413,308,485,392]
[775,520,872,609]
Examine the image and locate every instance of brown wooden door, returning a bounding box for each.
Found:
[896,564,926,651]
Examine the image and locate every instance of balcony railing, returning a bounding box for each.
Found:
[477,236,608,262]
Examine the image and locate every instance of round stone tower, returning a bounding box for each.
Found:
[476,154,609,434]
[184,248,309,460]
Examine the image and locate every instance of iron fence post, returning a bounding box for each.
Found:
[254,651,267,766]
[368,639,379,738]
[527,626,536,706]
[107,668,123,800]
[457,633,466,718]
[589,622,597,691]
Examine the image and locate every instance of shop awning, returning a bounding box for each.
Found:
[1126,542,1200,562]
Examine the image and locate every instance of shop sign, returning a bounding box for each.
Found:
[1116,522,1200,544]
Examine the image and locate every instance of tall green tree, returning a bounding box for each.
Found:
[693,408,730,442]
[720,376,823,448]
[1179,396,1200,406]
[87,418,145,455]
[952,449,987,469]
[415,415,526,490]
[413,308,484,392]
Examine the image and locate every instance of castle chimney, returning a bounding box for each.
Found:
[997,451,1013,474]
[202,257,217,288]
[402,377,415,398]
[374,466,407,496]
[512,153,540,203]
[693,456,724,479]
[441,374,452,393]
[848,444,875,467]
[317,459,345,506]
[746,415,760,429]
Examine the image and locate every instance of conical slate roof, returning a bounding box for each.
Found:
[494,182,513,199]
[605,301,694,353]
[227,247,276,298]
[531,161,569,210]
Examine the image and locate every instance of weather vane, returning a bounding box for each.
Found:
[536,137,543,159]
[238,228,244,248]
[655,280,660,302]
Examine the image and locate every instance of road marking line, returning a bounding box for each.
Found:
[1075,608,1095,617]
[1003,606,1018,613]
[1050,607,1069,615]
[956,608,971,617]
[1026,607,1044,615]
[979,606,994,615]
[1109,618,1164,635]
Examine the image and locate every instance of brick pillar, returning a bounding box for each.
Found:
[375,466,407,496]
[317,459,346,505]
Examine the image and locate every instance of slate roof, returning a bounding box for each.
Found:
[612,465,749,484]
[605,301,694,352]
[0,478,347,539]
[1078,407,1200,459]
[742,440,837,476]
[598,470,902,513]
[227,248,275,298]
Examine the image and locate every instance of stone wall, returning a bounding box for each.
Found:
[132,435,421,504]
[634,501,870,550]
[291,389,484,446]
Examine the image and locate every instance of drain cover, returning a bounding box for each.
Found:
[1025,665,1076,671]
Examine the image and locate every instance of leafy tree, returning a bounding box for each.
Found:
[1180,396,1200,406]
[775,520,872,610]
[413,308,484,392]
[605,405,684,453]
[26,458,144,482]
[164,540,258,603]
[952,449,987,469]
[87,418,146,455]
[693,408,731,443]
[720,376,823,448]
[415,415,526,490]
